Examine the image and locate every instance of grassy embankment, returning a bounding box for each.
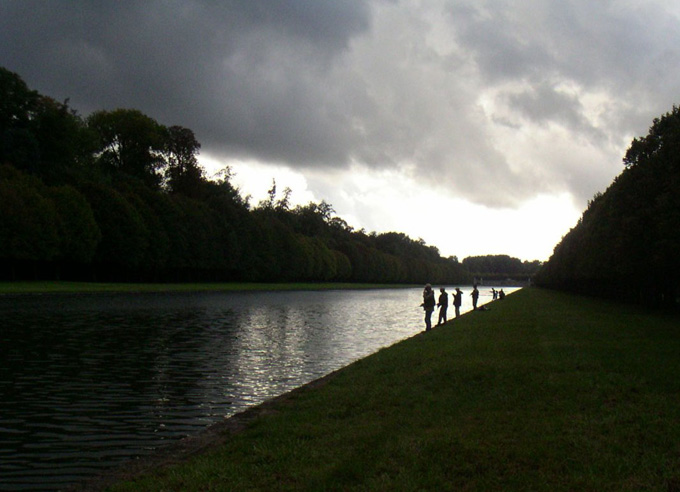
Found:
[97,288,680,490]
[0,281,404,295]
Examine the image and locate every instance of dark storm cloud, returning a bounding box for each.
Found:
[0,0,370,165]
[2,0,680,208]
[446,0,680,131]
[442,0,680,204]
[504,83,608,145]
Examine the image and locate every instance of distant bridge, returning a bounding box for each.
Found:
[473,277,533,287]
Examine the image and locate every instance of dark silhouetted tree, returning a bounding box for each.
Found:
[88,109,166,189]
[164,125,204,198]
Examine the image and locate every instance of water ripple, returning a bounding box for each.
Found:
[0,286,515,490]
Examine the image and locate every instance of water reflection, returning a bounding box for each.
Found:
[0,286,517,490]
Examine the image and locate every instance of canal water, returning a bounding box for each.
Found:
[0,285,517,490]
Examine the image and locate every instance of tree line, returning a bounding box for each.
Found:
[535,105,680,308]
[462,255,541,282]
[0,66,483,284]
[1,67,543,285]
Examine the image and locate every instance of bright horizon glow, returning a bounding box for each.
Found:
[6,1,670,266]
[200,154,581,262]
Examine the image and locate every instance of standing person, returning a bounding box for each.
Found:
[421,284,436,331]
[453,288,463,317]
[436,287,448,326]
[471,285,480,310]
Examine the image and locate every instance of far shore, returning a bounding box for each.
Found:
[0,281,417,295]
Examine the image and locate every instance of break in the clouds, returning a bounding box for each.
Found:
[2,0,680,214]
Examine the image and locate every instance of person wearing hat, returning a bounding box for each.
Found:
[453,287,463,317]
[470,284,480,310]
[436,287,449,326]
[421,284,436,331]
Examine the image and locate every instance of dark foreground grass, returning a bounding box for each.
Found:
[104,288,680,491]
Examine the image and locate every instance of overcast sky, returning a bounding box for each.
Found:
[3,0,680,261]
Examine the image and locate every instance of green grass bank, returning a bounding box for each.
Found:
[98,288,680,491]
[0,281,404,295]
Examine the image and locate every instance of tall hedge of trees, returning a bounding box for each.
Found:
[0,67,472,284]
[462,255,541,282]
[535,106,680,308]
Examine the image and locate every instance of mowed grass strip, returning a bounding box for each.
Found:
[0,281,403,294]
[106,288,680,491]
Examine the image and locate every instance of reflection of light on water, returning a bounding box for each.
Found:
[0,286,520,490]
[233,304,313,403]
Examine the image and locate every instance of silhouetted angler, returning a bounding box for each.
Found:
[421,284,435,331]
[437,287,448,325]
